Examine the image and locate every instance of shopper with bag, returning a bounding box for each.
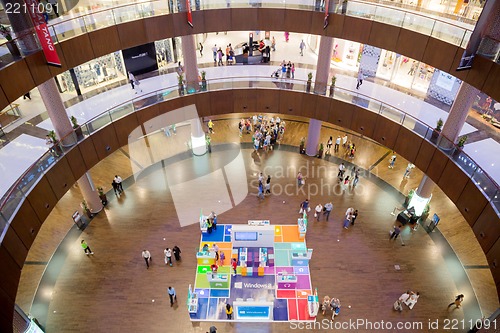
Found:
[299,199,310,214]
[314,203,323,221]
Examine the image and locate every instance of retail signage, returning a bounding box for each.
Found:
[122,43,158,75]
[25,0,61,67]
[186,0,193,27]
[237,306,270,318]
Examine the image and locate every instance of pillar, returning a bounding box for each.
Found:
[438,82,479,149]
[416,175,435,199]
[191,118,207,155]
[313,36,334,95]
[0,0,38,55]
[305,119,322,156]
[38,79,77,146]
[77,172,103,214]
[181,35,200,93]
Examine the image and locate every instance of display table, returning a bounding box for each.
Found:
[239,247,248,263]
[277,274,297,289]
[259,248,268,266]
[196,251,216,265]
[298,218,307,239]
[207,272,230,289]
[291,252,309,266]
[397,210,417,225]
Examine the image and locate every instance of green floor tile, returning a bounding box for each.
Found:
[197,266,210,274]
[274,250,290,266]
[274,243,292,250]
[195,272,210,289]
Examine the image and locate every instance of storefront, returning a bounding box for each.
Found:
[155,38,175,69]
[331,39,361,71]
[387,56,435,94]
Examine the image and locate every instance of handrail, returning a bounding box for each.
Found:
[0,75,498,244]
[0,0,476,68]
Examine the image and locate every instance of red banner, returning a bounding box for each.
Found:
[25,0,61,67]
[186,0,193,27]
[323,0,330,29]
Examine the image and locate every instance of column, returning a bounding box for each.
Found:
[77,173,103,214]
[38,79,77,146]
[313,36,334,95]
[0,0,38,55]
[305,119,322,156]
[181,35,200,93]
[438,82,479,149]
[191,118,207,155]
[416,175,435,199]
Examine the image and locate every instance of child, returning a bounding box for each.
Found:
[219,251,225,266]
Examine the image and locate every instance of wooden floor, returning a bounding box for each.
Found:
[16,114,499,332]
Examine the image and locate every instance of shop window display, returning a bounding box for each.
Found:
[74,52,125,93]
[155,39,175,69]
[330,39,361,71]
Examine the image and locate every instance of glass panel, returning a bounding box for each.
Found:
[471,170,497,198]
[402,116,428,138]
[110,103,134,121]
[402,13,434,35]
[431,21,465,46]
[0,189,25,225]
[83,10,116,32]
[373,6,405,27]
[52,17,87,42]
[491,190,500,217]
[0,216,8,244]
[87,113,112,133]
[461,29,472,49]
[152,0,170,15]
[452,150,478,178]
[346,2,376,19]
[380,104,403,122]
[140,2,156,17]
[112,5,143,24]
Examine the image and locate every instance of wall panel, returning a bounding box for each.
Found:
[2,228,28,268]
[0,247,21,299]
[456,180,489,226]
[231,9,258,31]
[482,62,500,100]
[350,108,377,138]
[203,9,231,34]
[422,38,458,73]
[425,148,448,182]
[314,95,332,120]
[89,26,122,58]
[78,137,99,171]
[301,93,318,119]
[45,156,75,200]
[26,177,58,223]
[9,201,41,249]
[25,52,52,86]
[233,90,257,114]
[65,146,87,180]
[113,112,140,147]
[90,125,120,161]
[327,100,354,129]
[465,55,493,91]
[372,116,401,149]
[284,10,312,33]
[437,159,469,202]
[368,22,400,51]
[60,34,95,69]
[395,29,429,61]
[258,9,285,31]
[486,237,500,285]
[414,140,435,173]
[117,20,147,49]
[341,16,372,44]
[255,89,280,114]
[473,204,500,254]
[325,14,344,37]
[0,87,8,111]
[48,44,69,77]
[279,91,303,117]
[393,128,422,162]
[0,60,34,102]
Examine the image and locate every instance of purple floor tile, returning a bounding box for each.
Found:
[293,266,309,275]
[296,274,311,289]
[273,299,289,321]
[264,266,275,274]
[275,267,294,274]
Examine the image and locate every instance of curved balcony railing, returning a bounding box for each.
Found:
[0,76,498,243]
[0,0,475,69]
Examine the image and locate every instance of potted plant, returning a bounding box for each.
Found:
[404,188,415,207]
[299,137,306,154]
[318,142,324,158]
[81,200,92,218]
[178,73,184,95]
[419,203,430,223]
[201,71,207,91]
[97,187,107,205]
[329,76,336,97]
[431,118,443,141]
[306,72,313,92]
[0,25,20,57]
[457,135,467,148]
[70,116,84,140]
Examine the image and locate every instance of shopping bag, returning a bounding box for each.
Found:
[299,208,304,214]
[301,179,306,185]
[307,207,311,212]
[314,212,317,218]
[135,80,141,86]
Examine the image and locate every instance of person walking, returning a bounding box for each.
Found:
[297,172,304,186]
[299,40,305,56]
[173,245,181,261]
[356,71,363,89]
[199,42,203,57]
[324,202,333,221]
[111,179,119,195]
[164,247,173,266]
[209,326,217,333]
[128,71,136,90]
[291,63,295,79]
[314,203,323,221]
[231,258,238,276]
[226,304,233,319]
[168,286,177,306]
[389,152,397,168]
[81,240,94,255]
[351,209,358,225]
[448,294,464,309]
[23,91,31,100]
[114,175,123,193]
[265,175,271,194]
[219,251,225,265]
[338,163,346,180]
[212,44,217,64]
[390,225,401,240]
[403,163,415,178]
[142,249,152,269]
[257,181,265,200]
[208,119,215,133]
[352,169,360,187]
[326,136,333,155]
[342,134,348,148]
[334,136,341,152]
[217,47,224,66]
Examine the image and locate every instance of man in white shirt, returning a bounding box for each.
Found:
[324,202,333,221]
[142,250,151,269]
[338,163,345,179]
[342,134,348,147]
[114,175,123,193]
[314,204,323,221]
[334,136,341,152]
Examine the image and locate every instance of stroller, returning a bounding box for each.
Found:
[271,67,281,78]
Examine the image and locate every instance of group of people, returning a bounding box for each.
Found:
[111,175,124,195]
[322,295,341,321]
[249,115,286,153]
[257,172,272,199]
[394,290,420,311]
[205,211,218,234]
[343,207,359,229]
[212,44,235,66]
[326,135,356,159]
[279,60,296,79]
[337,163,361,189]
[141,245,182,270]
[312,201,333,221]
[202,242,225,268]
